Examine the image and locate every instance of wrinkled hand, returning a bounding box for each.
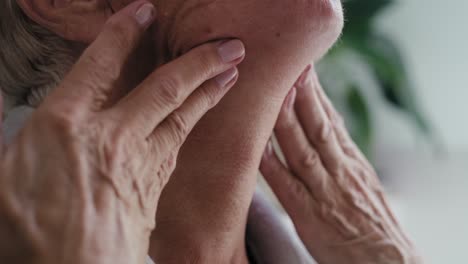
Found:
[0,1,244,264]
[260,66,422,264]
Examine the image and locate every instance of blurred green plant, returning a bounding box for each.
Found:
[317,0,432,158]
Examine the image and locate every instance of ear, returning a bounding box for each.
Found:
[16,0,114,43]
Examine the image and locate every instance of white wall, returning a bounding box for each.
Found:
[378,150,468,264]
[371,2,468,262]
[374,0,468,152]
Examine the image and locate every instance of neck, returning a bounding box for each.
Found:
[150,39,308,262]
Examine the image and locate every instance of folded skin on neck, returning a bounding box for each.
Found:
[143,0,344,262]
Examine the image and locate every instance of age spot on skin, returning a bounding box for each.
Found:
[276,32,281,38]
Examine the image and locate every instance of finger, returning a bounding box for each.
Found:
[294,65,344,172]
[315,84,371,168]
[259,141,312,219]
[50,0,156,109]
[314,82,354,149]
[149,67,239,155]
[274,87,331,193]
[113,39,245,136]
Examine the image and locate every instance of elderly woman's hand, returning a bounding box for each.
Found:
[0,1,244,263]
[260,66,422,264]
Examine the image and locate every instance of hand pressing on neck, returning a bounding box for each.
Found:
[14,0,343,262]
[148,0,343,263]
[1,2,244,263]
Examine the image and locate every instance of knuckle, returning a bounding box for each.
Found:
[107,23,134,52]
[96,126,137,173]
[157,152,178,183]
[101,133,123,164]
[198,85,220,109]
[299,148,320,170]
[324,155,345,178]
[105,17,135,43]
[290,180,308,202]
[331,160,345,177]
[285,178,311,213]
[342,141,358,157]
[82,51,101,67]
[82,52,119,84]
[333,112,345,126]
[157,76,185,106]
[275,113,295,130]
[193,47,219,77]
[38,108,77,135]
[165,152,178,173]
[166,112,190,146]
[317,120,332,143]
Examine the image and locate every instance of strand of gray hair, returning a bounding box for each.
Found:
[0,0,75,112]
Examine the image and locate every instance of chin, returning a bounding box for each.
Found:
[303,0,344,60]
[151,0,344,99]
[161,0,342,58]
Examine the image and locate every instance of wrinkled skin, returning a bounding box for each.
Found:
[11,0,343,262]
[0,2,245,263]
[129,0,344,262]
[3,0,421,262]
[260,67,423,264]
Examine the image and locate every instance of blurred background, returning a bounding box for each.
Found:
[317,0,468,262]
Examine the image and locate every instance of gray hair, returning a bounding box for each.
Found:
[0,0,75,111]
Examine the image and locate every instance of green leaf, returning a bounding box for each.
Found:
[349,32,432,136]
[341,0,394,38]
[346,85,373,158]
[343,0,394,22]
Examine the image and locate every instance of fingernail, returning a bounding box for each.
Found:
[286,88,297,111]
[218,40,245,63]
[135,3,155,25]
[215,67,238,88]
